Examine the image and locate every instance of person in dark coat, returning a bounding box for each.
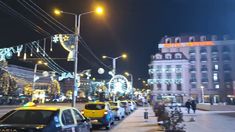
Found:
[191,100,197,114]
[185,99,191,114]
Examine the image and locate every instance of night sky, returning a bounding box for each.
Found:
[0,0,235,87]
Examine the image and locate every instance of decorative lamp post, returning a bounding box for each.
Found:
[54,7,103,107]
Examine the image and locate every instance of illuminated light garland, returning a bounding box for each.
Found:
[50,37,53,52]
[0,45,23,61]
[53,34,76,61]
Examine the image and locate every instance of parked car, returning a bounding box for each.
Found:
[120,100,131,115]
[0,102,92,132]
[128,100,137,111]
[82,102,115,130]
[109,101,125,120]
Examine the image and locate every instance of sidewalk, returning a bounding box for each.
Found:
[110,106,163,132]
[181,108,235,132]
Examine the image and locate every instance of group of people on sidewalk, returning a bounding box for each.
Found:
[185,99,197,114]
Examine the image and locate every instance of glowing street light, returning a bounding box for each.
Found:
[54,7,104,107]
[102,53,127,75]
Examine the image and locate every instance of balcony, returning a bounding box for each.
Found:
[201,78,209,83]
[201,68,208,72]
[223,56,231,62]
[190,79,197,83]
[211,57,219,62]
[224,67,231,72]
[189,49,196,54]
[222,47,230,54]
[189,68,196,72]
[211,47,218,54]
[189,58,196,63]
[200,49,207,54]
[200,58,207,62]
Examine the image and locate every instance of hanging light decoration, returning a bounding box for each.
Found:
[50,37,53,51]
[30,46,33,57]
[23,45,27,60]
[36,40,40,52]
[43,38,46,56]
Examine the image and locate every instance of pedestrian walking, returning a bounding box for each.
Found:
[185,99,191,114]
[191,100,197,114]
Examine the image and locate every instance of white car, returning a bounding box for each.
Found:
[109,101,125,120]
[120,101,132,115]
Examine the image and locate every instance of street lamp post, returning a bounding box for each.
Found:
[102,54,127,76]
[32,61,48,90]
[54,7,103,107]
[102,54,127,101]
[201,86,204,103]
[125,72,134,100]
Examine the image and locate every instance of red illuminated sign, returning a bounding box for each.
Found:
[160,41,214,48]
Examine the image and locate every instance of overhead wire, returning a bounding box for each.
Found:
[17,0,61,34]
[0,0,51,36]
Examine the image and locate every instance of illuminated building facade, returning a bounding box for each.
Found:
[149,35,235,104]
[148,52,189,103]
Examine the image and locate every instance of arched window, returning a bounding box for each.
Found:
[211,35,217,41]
[165,53,172,59]
[175,53,182,59]
[200,36,206,41]
[165,38,171,43]
[155,54,162,60]
[189,36,195,42]
[175,37,181,43]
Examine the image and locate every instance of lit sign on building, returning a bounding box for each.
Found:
[158,41,214,48]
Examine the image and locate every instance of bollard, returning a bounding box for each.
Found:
[144,108,148,122]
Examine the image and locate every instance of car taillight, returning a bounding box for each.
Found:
[104,111,108,115]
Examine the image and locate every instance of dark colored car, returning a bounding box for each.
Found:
[0,102,92,132]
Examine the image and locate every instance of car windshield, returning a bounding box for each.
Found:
[85,104,105,110]
[1,110,56,125]
[109,102,118,106]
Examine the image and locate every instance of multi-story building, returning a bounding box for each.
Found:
[149,35,235,104]
[148,52,189,103]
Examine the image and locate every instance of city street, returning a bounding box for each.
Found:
[1,104,235,132]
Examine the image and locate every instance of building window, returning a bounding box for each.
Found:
[176,84,182,91]
[165,65,171,72]
[157,84,161,90]
[166,73,172,79]
[189,36,195,42]
[175,37,181,43]
[215,84,219,89]
[165,54,172,59]
[214,64,219,70]
[191,84,196,89]
[165,38,171,43]
[157,73,161,79]
[175,65,182,72]
[175,53,182,59]
[166,84,171,91]
[176,73,182,79]
[213,73,218,81]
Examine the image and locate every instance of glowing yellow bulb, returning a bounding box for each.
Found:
[96,7,103,15]
[54,9,61,15]
[122,54,127,59]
